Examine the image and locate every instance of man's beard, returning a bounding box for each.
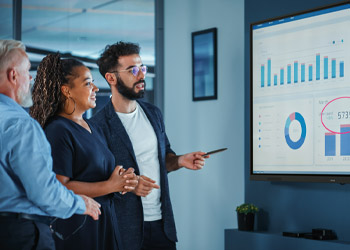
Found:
[116,76,145,100]
[17,84,33,108]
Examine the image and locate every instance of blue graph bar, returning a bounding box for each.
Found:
[325,133,336,156]
[324,56,328,79]
[341,125,350,156]
[316,54,320,80]
[294,61,298,83]
[308,64,313,81]
[274,74,277,86]
[340,61,344,78]
[301,63,305,82]
[261,64,265,87]
[280,68,284,85]
[287,64,291,84]
[268,58,271,87]
[332,59,336,78]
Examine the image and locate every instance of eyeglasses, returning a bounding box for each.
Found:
[110,65,147,77]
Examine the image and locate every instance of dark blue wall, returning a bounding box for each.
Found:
[245,0,350,241]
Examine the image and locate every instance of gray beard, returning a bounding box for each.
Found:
[17,86,33,108]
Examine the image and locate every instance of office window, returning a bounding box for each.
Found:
[0,0,12,39]
[3,0,156,115]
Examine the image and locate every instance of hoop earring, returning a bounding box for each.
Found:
[64,97,76,115]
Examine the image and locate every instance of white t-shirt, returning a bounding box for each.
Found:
[117,102,162,221]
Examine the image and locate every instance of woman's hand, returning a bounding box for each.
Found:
[107,166,138,193]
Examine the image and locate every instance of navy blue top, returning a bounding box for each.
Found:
[45,116,122,250]
[45,116,115,182]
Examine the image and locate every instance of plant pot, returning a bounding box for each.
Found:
[237,212,255,231]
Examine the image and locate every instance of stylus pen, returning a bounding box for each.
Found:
[203,148,228,156]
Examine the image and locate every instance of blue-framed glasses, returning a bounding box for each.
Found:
[111,65,147,77]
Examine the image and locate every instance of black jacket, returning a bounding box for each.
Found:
[90,100,177,250]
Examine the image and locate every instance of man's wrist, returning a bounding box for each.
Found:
[177,155,184,168]
[76,195,86,214]
[166,153,182,172]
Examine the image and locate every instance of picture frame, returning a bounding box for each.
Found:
[192,27,217,101]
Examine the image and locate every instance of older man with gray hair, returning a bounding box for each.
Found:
[0,39,101,250]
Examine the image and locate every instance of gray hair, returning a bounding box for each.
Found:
[0,40,26,70]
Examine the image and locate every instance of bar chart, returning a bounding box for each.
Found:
[341,125,350,156]
[325,133,336,156]
[260,53,345,88]
[324,125,350,156]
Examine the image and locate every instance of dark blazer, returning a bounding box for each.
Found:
[90,100,177,250]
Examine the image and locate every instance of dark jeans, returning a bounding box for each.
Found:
[141,220,176,250]
[0,216,55,250]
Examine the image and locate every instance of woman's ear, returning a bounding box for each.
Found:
[61,85,70,98]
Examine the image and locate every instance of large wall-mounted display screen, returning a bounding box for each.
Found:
[251,2,350,183]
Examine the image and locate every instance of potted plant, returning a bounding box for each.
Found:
[236,203,259,231]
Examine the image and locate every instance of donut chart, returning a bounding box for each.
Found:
[284,112,306,150]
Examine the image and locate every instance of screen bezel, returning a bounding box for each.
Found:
[250,1,350,184]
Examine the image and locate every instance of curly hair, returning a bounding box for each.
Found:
[97,41,140,80]
[29,54,84,128]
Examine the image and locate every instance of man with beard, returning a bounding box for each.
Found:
[0,39,101,250]
[91,41,208,250]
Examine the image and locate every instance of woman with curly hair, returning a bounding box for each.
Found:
[30,54,138,250]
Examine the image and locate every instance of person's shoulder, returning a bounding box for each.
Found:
[138,100,156,109]
[6,112,41,131]
[44,116,73,136]
[138,101,164,124]
[45,116,68,129]
[138,100,161,114]
[90,101,113,125]
[2,114,46,145]
[0,101,44,135]
[90,108,106,123]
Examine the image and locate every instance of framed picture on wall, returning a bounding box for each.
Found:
[192,27,217,101]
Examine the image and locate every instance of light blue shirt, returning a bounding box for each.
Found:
[0,94,85,218]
